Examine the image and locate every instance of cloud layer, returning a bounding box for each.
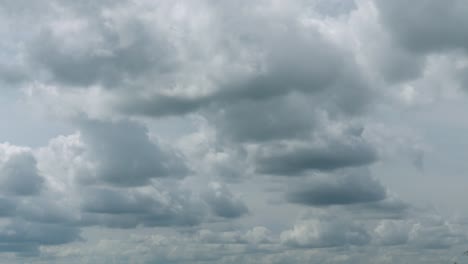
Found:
[0,0,468,263]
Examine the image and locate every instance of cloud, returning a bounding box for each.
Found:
[375,0,468,53]
[407,217,467,249]
[281,215,371,248]
[30,15,175,88]
[373,214,467,249]
[76,119,189,186]
[0,143,81,255]
[311,0,357,17]
[196,226,273,245]
[285,172,387,206]
[1,0,468,262]
[0,144,43,196]
[346,197,411,220]
[5,0,372,123]
[254,133,377,175]
[0,220,80,247]
[244,226,274,245]
[197,229,246,244]
[80,185,204,228]
[202,182,249,219]
[0,197,16,217]
[36,130,206,229]
[373,220,410,246]
[209,94,316,143]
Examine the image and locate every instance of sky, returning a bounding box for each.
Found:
[1,0,468,263]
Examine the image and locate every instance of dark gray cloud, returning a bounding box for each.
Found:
[255,135,377,175]
[202,183,249,219]
[119,94,209,118]
[286,173,386,206]
[77,119,189,186]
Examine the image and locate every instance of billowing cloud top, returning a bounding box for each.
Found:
[0,0,468,263]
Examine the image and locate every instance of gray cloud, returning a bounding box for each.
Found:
[0,63,29,86]
[0,144,81,256]
[281,216,371,248]
[286,173,387,206]
[119,94,209,118]
[347,197,411,220]
[0,145,81,256]
[29,6,175,89]
[374,215,467,250]
[0,197,16,217]
[216,31,350,101]
[1,0,468,262]
[0,220,81,255]
[77,119,189,186]
[5,0,372,123]
[375,0,468,54]
[255,135,377,175]
[210,94,316,143]
[80,185,204,228]
[370,40,426,84]
[196,226,273,245]
[81,187,156,215]
[34,127,206,230]
[312,0,357,17]
[0,150,43,196]
[203,182,249,219]
[15,198,77,224]
[373,220,410,246]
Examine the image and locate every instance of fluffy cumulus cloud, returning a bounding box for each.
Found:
[0,0,468,263]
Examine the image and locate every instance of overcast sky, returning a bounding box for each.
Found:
[1,0,468,263]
